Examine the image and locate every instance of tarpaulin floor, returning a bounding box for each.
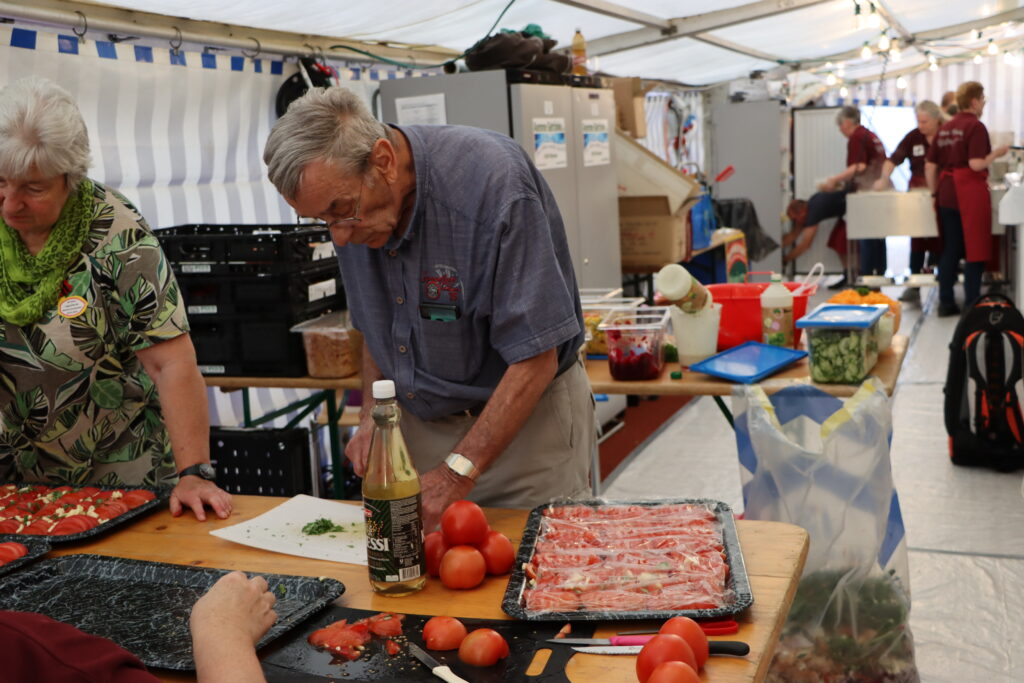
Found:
[604,285,1024,682]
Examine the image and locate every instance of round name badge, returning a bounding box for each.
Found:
[58,296,88,319]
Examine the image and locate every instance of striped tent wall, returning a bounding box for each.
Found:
[1,22,430,435]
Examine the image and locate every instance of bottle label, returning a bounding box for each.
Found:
[762,305,794,347]
[364,494,425,583]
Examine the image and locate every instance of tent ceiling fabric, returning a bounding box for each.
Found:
[85,0,1024,84]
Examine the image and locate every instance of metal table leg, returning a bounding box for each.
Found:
[713,395,734,428]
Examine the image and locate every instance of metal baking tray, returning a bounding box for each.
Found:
[502,499,753,621]
[0,554,345,670]
[0,483,169,542]
[0,534,50,578]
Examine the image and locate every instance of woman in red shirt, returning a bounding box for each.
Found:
[925,82,1010,317]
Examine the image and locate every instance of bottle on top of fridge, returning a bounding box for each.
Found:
[362,379,426,596]
[761,273,794,347]
[655,263,711,313]
[571,29,588,75]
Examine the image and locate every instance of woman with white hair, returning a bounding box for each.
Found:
[0,77,230,520]
[873,100,943,303]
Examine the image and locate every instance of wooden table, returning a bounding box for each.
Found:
[587,334,909,399]
[52,496,808,683]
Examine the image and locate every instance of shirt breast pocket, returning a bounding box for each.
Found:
[416,318,478,383]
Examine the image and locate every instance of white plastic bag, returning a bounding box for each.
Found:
[733,381,918,682]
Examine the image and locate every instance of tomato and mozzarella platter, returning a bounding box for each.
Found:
[520,502,736,615]
[0,484,157,536]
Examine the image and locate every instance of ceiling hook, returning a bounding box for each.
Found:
[170,26,183,56]
[241,36,261,60]
[73,11,87,44]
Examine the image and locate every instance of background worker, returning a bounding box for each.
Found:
[926,81,1010,317]
[874,100,943,304]
[782,105,886,288]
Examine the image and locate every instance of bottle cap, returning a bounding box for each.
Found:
[372,380,396,399]
[770,272,783,282]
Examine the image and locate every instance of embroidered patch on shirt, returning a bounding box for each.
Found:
[57,296,88,319]
[421,264,463,303]
[912,144,925,157]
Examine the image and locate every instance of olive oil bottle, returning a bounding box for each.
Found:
[362,379,426,596]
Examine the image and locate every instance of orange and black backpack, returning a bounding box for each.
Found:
[944,293,1024,471]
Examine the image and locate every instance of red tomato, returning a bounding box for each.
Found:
[424,531,450,577]
[422,616,468,650]
[524,589,581,613]
[440,500,489,546]
[439,546,486,590]
[659,617,708,668]
[0,519,21,534]
[647,661,701,683]
[384,639,401,656]
[50,515,99,536]
[22,520,53,535]
[0,542,28,565]
[636,634,697,683]
[94,500,130,521]
[308,619,371,660]
[477,530,515,575]
[121,490,156,508]
[458,628,509,667]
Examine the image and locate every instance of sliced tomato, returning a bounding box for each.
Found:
[0,542,29,565]
[384,639,401,656]
[308,618,372,660]
[364,612,405,637]
[121,490,156,508]
[94,500,130,521]
[524,589,581,613]
[77,487,101,497]
[0,519,22,534]
[21,519,55,535]
[50,514,99,536]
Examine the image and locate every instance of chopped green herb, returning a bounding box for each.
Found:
[302,518,346,535]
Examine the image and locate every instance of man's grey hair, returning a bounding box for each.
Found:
[264,87,391,199]
[915,100,941,121]
[836,105,861,126]
[0,77,91,189]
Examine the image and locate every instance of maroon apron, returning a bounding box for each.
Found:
[952,166,992,262]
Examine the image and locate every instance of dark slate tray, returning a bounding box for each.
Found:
[0,534,50,578]
[0,554,345,670]
[260,605,596,682]
[502,498,754,621]
[2,483,169,542]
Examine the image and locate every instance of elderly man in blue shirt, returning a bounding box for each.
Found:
[264,87,595,529]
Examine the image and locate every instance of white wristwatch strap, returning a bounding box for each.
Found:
[444,452,480,481]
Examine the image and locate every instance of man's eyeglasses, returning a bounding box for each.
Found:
[328,177,365,225]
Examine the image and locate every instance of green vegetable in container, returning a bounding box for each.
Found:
[808,329,878,383]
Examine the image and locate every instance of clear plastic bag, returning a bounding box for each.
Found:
[733,381,919,682]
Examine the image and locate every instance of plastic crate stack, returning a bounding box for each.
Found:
[158,224,344,377]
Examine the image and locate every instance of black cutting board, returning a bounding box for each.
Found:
[0,554,344,670]
[261,605,597,682]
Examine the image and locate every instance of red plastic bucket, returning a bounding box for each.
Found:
[707,281,818,350]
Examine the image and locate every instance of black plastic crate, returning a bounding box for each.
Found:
[177,261,343,322]
[158,224,335,274]
[193,318,307,377]
[210,427,313,497]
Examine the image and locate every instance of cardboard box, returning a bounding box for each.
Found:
[611,77,647,138]
[619,196,700,271]
[614,131,700,214]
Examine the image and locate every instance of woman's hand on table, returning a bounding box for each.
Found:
[170,476,233,521]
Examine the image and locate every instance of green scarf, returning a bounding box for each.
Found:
[0,179,94,326]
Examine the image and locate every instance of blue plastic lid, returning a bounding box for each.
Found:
[689,341,808,384]
[796,304,885,329]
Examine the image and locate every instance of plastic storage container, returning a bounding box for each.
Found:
[582,297,645,355]
[579,287,624,300]
[708,281,817,350]
[290,312,363,378]
[598,307,671,381]
[796,305,885,384]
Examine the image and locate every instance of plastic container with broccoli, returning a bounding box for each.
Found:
[796,304,885,384]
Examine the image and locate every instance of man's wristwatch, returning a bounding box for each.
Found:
[177,463,217,482]
[444,453,480,482]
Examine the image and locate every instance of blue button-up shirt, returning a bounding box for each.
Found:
[337,125,583,421]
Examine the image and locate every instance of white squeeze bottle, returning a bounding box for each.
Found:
[760,273,793,347]
[655,263,710,313]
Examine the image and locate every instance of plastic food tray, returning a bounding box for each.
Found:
[502,499,753,622]
[1,483,169,543]
[0,534,50,578]
[690,341,808,384]
[0,554,345,670]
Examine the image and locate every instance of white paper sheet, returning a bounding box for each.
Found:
[210,494,367,565]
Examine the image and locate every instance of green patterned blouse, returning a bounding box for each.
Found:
[0,181,189,486]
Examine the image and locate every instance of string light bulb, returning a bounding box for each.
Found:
[867,2,881,29]
[1004,50,1014,64]
[854,1,865,30]
[929,61,938,72]
[837,62,846,77]
[927,51,937,65]
[896,76,907,90]
[973,30,983,41]
[987,39,999,55]
[878,33,891,51]
[826,72,838,86]
[840,85,849,98]
[890,39,901,62]
[973,53,984,64]
[861,42,873,60]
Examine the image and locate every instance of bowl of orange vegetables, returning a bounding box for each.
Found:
[827,288,900,351]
